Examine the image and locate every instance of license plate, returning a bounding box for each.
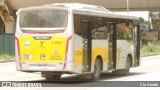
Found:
[29,64,55,70]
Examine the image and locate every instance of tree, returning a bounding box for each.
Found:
[139,17,145,23]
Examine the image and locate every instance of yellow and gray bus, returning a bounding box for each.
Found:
[15,3,141,80]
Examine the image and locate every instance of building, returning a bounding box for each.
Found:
[0,0,15,33]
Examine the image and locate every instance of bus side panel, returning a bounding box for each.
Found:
[73,34,83,73]
[92,40,108,72]
[116,40,134,69]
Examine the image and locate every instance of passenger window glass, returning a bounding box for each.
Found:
[117,22,133,40]
[92,17,109,39]
[74,15,82,36]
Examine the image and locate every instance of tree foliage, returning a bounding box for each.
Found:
[139,17,145,23]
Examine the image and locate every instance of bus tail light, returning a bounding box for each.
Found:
[63,36,72,70]
[15,36,20,58]
[64,36,72,61]
[15,36,22,69]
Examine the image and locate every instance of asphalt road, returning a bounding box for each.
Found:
[0,55,160,88]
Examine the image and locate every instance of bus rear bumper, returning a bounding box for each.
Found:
[15,61,77,74]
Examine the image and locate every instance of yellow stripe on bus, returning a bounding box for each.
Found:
[74,48,119,68]
[19,36,67,63]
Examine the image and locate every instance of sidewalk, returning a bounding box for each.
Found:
[0,59,15,63]
[142,55,160,61]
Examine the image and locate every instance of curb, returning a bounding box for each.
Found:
[0,60,15,63]
[142,54,160,57]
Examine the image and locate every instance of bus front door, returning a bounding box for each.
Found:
[82,21,92,72]
[108,23,117,69]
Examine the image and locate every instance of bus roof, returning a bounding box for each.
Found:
[19,3,139,21]
[50,3,110,12]
[49,3,139,21]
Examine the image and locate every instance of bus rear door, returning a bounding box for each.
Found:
[81,21,92,72]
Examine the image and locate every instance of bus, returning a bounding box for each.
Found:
[15,3,141,80]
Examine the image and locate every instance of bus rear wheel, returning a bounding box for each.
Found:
[92,58,101,80]
[112,56,131,75]
[41,72,61,80]
[45,75,61,80]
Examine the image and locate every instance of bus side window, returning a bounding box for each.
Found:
[74,15,82,36]
[117,22,133,40]
[92,17,109,40]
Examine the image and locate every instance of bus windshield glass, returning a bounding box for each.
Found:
[19,8,68,32]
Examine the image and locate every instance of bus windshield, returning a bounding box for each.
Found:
[19,8,68,32]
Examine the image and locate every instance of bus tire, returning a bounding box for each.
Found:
[112,56,131,75]
[45,74,61,80]
[92,58,101,80]
[41,72,61,80]
[124,56,131,75]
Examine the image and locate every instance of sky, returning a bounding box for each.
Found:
[115,11,149,21]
